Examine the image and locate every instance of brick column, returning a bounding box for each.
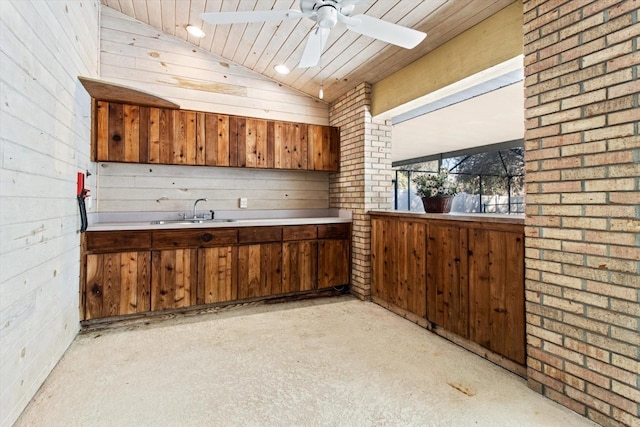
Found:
[329,83,393,299]
[523,1,639,425]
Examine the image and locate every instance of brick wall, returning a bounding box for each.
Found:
[329,83,393,299]
[523,1,639,425]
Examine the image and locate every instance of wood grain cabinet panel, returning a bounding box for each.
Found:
[426,223,469,338]
[237,243,282,299]
[317,239,350,289]
[86,231,151,253]
[151,249,197,311]
[371,218,427,318]
[81,223,351,320]
[282,240,318,293]
[196,112,230,166]
[94,101,339,171]
[152,229,238,250]
[308,124,339,171]
[95,101,197,165]
[468,228,525,364]
[273,121,308,170]
[96,101,146,163]
[317,223,350,289]
[168,110,197,165]
[85,251,150,320]
[370,214,525,367]
[197,246,237,304]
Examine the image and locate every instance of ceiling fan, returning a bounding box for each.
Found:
[200,0,427,68]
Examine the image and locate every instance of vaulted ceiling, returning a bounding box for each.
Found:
[100,0,516,103]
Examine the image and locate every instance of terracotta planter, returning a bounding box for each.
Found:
[421,195,454,213]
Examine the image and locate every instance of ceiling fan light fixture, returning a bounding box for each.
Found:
[274,64,291,75]
[186,25,206,38]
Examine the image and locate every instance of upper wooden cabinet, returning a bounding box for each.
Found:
[95,101,197,165]
[93,100,340,172]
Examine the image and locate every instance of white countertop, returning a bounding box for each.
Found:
[88,216,351,231]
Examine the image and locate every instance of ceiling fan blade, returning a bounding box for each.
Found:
[346,14,426,49]
[299,27,330,68]
[200,9,302,25]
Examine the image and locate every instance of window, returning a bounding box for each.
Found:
[392,145,524,214]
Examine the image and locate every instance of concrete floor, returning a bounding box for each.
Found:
[16,296,596,427]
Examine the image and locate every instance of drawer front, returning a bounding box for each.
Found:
[152,228,238,249]
[238,226,283,243]
[283,225,317,241]
[85,231,151,252]
[317,223,350,239]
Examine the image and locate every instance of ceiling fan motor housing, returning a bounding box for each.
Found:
[317,5,338,28]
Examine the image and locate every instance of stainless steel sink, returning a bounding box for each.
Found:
[151,218,236,225]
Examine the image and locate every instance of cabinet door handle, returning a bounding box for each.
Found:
[201,233,213,242]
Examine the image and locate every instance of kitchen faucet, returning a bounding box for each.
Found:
[192,198,208,219]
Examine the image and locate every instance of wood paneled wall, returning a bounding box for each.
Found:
[100,6,329,125]
[96,162,330,212]
[0,2,99,427]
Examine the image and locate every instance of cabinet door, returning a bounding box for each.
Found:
[151,249,197,311]
[244,118,270,168]
[197,246,237,304]
[468,228,525,364]
[85,252,150,320]
[196,112,230,166]
[95,101,145,163]
[274,121,308,170]
[237,243,282,299]
[307,125,339,171]
[426,223,469,338]
[317,239,349,288]
[282,241,318,293]
[167,110,197,165]
[371,218,427,318]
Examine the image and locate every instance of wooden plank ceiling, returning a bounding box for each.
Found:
[101,0,516,103]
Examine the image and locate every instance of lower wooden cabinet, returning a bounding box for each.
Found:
[371,214,525,366]
[237,243,283,299]
[151,249,197,311]
[468,227,525,364]
[85,251,151,320]
[81,223,351,320]
[427,223,469,338]
[197,246,237,304]
[282,241,318,293]
[371,217,426,318]
[317,224,350,289]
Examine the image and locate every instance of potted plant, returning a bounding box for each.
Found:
[413,168,460,213]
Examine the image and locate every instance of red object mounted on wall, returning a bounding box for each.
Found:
[77,172,85,197]
[77,172,88,232]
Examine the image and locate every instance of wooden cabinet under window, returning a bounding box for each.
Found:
[426,222,469,338]
[467,226,525,365]
[370,213,525,369]
[371,217,426,318]
[93,100,340,171]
